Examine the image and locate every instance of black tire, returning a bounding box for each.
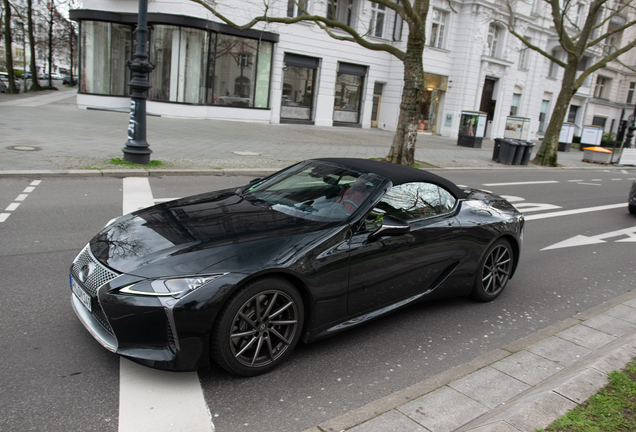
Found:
[471,238,513,302]
[210,277,304,376]
[629,204,636,215]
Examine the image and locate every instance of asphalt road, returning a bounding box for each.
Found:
[0,168,634,432]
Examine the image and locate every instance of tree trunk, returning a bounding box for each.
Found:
[2,0,18,93]
[27,0,42,91]
[385,14,426,166]
[533,63,578,166]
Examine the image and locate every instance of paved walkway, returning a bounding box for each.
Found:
[0,88,624,174]
[2,89,636,432]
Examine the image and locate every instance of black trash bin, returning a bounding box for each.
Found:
[520,141,535,165]
[511,140,526,165]
[558,142,571,152]
[494,138,519,165]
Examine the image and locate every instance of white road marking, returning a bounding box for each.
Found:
[119,359,213,432]
[568,180,583,182]
[577,182,602,186]
[622,170,629,174]
[31,180,41,186]
[591,179,602,181]
[154,198,179,204]
[525,203,625,220]
[122,177,155,214]
[500,195,525,203]
[1,180,41,223]
[0,213,9,222]
[15,194,28,201]
[542,226,636,250]
[611,178,623,181]
[5,203,20,211]
[482,181,559,186]
[119,178,214,432]
[23,186,35,193]
[513,203,562,213]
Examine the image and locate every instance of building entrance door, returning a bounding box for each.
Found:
[419,89,440,133]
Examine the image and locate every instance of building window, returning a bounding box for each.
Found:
[328,0,354,27]
[393,10,403,41]
[627,82,635,103]
[370,2,386,38]
[430,10,447,49]
[510,93,521,116]
[594,76,608,98]
[333,62,366,124]
[287,0,308,17]
[518,37,531,69]
[592,116,607,130]
[548,48,560,78]
[572,3,584,27]
[80,21,131,96]
[487,23,501,58]
[281,54,318,121]
[213,35,258,106]
[567,105,579,123]
[538,99,550,132]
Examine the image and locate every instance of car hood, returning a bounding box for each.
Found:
[89,189,330,277]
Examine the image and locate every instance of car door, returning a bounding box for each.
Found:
[347,182,465,316]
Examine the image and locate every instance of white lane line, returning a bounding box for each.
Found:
[525,203,625,220]
[1,180,41,223]
[578,182,602,186]
[568,180,583,182]
[591,179,602,181]
[482,181,559,186]
[15,194,28,201]
[611,178,623,181]
[31,180,41,186]
[0,213,9,222]
[119,178,213,432]
[119,359,213,432]
[23,186,35,193]
[5,203,20,211]
[122,177,155,214]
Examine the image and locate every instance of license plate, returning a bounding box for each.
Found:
[70,276,92,312]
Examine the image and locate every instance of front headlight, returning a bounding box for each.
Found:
[119,274,225,297]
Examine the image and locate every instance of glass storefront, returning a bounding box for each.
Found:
[78,19,273,108]
[333,62,366,124]
[281,54,318,121]
[418,73,448,133]
[80,21,131,95]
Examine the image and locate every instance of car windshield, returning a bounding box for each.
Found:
[242,161,386,221]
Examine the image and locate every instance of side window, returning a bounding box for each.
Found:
[372,182,456,221]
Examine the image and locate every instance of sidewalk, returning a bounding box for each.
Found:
[2,89,636,432]
[304,290,636,432]
[0,88,625,175]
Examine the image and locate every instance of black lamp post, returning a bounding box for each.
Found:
[122,0,154,164]
[624,103,636,150]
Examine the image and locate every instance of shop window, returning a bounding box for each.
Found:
[214,35,258,106]
[281,54,318,121]
[430,9,447,49]
[333,63,366,124]
[80,21,131,95]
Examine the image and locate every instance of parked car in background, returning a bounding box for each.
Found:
[216,93,250,106]
[52,73,64,80]
[0,79,6,93]
[63,76,77,86]
[629,180,636,214]
[0,73,20,91]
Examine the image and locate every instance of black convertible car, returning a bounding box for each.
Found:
[70,158,524,376]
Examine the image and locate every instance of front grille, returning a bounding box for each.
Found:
[93,304,115,336]
[71,244,120,296]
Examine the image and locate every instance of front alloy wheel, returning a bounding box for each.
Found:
[211,277,303,376]
[471,239,513,302]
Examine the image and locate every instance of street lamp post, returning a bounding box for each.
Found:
[122,0,154,164]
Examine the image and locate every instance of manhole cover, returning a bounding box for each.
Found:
[7,145,42,151]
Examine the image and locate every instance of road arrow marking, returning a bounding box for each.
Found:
[525,203,625,220]
[542,226,636,250]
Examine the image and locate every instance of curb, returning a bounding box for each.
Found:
[302,289,636,432]
[0,165,633,178]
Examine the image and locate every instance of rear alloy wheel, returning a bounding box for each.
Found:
[629,204,636,215]
[471,239,513,302]
[211,277,303,376]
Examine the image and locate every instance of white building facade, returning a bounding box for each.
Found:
[69,0,636,141]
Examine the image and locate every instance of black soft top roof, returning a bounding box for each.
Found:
[315,158,467,199]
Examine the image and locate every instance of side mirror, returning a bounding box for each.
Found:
[368,215,410,240]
